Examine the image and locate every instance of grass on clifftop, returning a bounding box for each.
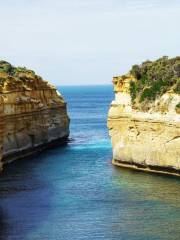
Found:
[129,56,180,105]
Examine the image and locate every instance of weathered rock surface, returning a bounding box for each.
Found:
[108,75,180,176]
[0,61,69,171]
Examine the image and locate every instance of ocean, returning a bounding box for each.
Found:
[0,85,179,240]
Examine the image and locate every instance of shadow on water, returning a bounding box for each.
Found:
[0,139,180,240]
[0,207,8,240]
[112,166,180,203]
[110,166,180,240]
[0,144,66,240]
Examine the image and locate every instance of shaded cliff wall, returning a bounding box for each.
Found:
[0,95,4,170]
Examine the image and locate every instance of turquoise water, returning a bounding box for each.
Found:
[0,85,180,240]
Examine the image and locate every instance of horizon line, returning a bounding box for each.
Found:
[56,83,112,87]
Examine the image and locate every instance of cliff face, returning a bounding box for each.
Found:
[0,61,69,170]
[108,73,180,176]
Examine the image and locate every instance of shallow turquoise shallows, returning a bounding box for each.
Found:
[0,85,180,240]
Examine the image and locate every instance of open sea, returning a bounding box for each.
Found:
[0,85,180,240]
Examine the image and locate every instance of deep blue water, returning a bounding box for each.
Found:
[0,85,180,240]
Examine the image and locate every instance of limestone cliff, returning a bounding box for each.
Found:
[0,61,69,171]
[108,57,180,176]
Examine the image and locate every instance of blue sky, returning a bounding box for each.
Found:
[0,0,179,85]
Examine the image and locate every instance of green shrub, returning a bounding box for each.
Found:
[0,61,12,74]
[129,56,180,104]
[130,65,141,79]
[130,81,138,102]
[0,60,38,87]
[174,79,180,94]
[0,77,5,85]
[176,102,180,109]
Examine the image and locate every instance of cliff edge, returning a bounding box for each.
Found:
[108,57,180,176]
[0,61,69,171]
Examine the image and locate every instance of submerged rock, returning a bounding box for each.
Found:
[108,57,180,176]
[0,61,69,171]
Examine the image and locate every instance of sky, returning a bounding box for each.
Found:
[0,0,179,86]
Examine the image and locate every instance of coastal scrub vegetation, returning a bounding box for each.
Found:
[0,61,13,74]
[0,60,36,85]
[176,102,180,113]
[129,56,180,104]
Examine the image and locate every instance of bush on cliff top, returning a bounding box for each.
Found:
[0,60,36,84]
[0,61,13,74]
[129,56,180,104]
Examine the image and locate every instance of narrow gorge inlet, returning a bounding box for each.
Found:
[0,85,180,240]
[0,1,180,239]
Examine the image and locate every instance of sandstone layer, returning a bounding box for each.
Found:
[108,75,180,176]
[0,61,69,171]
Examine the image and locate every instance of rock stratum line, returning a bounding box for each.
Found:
[0,61,69,171]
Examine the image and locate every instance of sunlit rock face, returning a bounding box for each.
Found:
[0,61,69,170]
[108,75,180,176]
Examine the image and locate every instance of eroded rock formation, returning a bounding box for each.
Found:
[108,72,180,176]
[0,61,69,170]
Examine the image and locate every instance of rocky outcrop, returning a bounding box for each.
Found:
[108,74,180,176]
[0,61,69,171]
